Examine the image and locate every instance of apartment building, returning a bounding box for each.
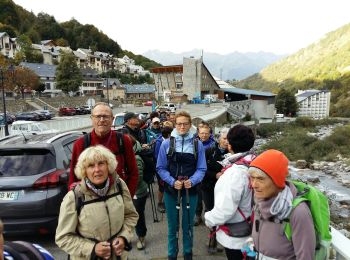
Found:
[295,89,331,118]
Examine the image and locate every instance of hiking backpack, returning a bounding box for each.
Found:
[167,136,199,163]
[284,180,332,260]
[136,141,157,184]
[83,131,124,154]
[73,179,123,216]
[4,241,54,260]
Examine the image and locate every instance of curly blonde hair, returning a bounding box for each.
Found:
[74,145,117,180]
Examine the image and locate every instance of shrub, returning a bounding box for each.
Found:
[256,123,285,138]
[293,116,315,128]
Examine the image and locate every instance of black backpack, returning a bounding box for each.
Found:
[136,142,157,184]
[83,131,125,173]
[167,136,199,163]
[73,178,123,216]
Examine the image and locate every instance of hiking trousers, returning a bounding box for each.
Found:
[164,191,198,258]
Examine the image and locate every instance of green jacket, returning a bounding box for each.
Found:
[133,140,148,198]
[55,175,138,260]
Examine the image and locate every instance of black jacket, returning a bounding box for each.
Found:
[201,142,227,191]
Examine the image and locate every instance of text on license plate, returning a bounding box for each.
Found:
[0,191,19,200]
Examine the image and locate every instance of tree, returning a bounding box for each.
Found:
[12,67,40,99]
[16,34,43,63]
[55,52,82,93]
[275,88,298,116]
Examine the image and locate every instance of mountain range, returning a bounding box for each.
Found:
[143,49,285,80]
[238,23,350,117]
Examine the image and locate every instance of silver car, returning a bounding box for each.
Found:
[0,131,82,235]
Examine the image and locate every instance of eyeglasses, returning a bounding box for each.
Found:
[91,115,112,121]
[176,122,190,127]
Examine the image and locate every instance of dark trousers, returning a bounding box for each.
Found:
[195,185,203,216]
[133,195,148,237]
[224,248,243,260]
[202,186,215,212]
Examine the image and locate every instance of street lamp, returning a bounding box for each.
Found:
[0,64,15,136]
[104,77,110,105]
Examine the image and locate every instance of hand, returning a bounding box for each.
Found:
[216,172,223,179]
[142,144,149,149]
[112,237,125,256]
[183,179,192,189]
[174,180,183,190]
[95,241,111,259]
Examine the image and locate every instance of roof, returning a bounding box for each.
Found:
[124,84,156,94]
[295,89,329,102]
[103,78,121,87]
[221,87,275,97]
[20,62,57,78]
[0,32,9,38]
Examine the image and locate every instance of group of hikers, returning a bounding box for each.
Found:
[1,101,331,260]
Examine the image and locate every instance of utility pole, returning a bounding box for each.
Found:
[106,77,110,105]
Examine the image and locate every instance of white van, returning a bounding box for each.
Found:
[11,121,58,135]
[275,113,284,118]
[112,112,126,130]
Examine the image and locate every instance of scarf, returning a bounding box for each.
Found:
[218,150,256,168]
[85,177,110,197]
[270,185,293,220]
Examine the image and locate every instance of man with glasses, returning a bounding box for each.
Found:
[68,102,139,197]
[156,111,207,260]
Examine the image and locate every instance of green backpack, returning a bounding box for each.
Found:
[284,180,332,260]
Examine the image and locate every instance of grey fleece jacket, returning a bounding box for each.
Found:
[252,182,316,260]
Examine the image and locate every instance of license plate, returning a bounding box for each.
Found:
[0,191,19,201]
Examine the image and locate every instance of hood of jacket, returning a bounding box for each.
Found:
[133,140,142,154]
[171,129,195,153]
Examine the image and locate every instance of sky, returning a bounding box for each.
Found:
[13,0,350,56]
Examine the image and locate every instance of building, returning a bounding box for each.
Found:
[220,87,276,119]
[0,32,18,58]
[20,62,61,97]
[150,57,220,102]
[124,84,155,102]
[80,68,103,96]
[102,78,125,100]
[295,89,331,118]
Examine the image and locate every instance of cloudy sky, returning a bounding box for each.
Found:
[13,0,350,55]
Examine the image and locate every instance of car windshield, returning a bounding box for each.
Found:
[114,116,124,126]
[0,149,55,177]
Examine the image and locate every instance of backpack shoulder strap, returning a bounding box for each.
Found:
[83,132,91,150]
[116,131,124,154]
[116,177,123,198]
[73,185,84,216]
[193,138,198,162]
[167,136,176,159]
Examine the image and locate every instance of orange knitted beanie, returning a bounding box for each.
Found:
[250,149,289,188]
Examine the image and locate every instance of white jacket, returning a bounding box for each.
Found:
[204,153,253,250]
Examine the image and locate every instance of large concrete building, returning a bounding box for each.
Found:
[150,57,220,102]
[220,88,276,119]
[295,89,331,118]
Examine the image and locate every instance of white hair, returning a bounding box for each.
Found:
[218,127,229,140]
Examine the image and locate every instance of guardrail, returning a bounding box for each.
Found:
[0,116,92,138]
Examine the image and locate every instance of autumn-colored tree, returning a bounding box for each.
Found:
[12,67,40,99]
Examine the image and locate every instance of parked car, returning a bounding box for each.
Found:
[15,112,41,121]
[143,100,153,106]
[11,121,58,135]
[157,103,176,113]
[0,113,16,124]
[34,110,54,120]
[112,112,126,130]
[58,107,76,116]
[0,131,83,235]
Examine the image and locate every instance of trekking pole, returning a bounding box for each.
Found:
[176,187,181,257]
[148,183,159,222]
[185,182,192,246]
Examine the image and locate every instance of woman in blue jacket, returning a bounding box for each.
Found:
[156,111,207,260]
